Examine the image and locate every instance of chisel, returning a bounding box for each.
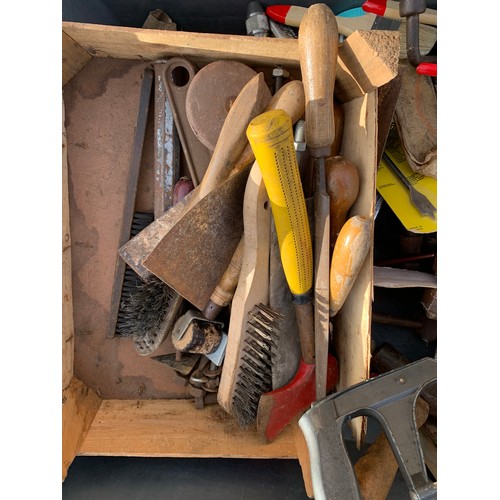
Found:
[298,3,338,399]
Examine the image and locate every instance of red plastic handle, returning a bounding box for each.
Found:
[416,62,437,77]
[362,0,387,16]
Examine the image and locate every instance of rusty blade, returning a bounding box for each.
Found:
[143,166,251,311]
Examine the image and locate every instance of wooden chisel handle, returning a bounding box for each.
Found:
[298,3,338,156]
[197,72,271,199]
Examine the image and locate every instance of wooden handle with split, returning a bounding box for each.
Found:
[298,3,338,156]
[329,215,372,316]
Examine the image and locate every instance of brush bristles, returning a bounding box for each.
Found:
[116,274,177,342]
[232,304,283,427]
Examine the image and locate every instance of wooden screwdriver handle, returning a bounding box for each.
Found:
[298,3,339,156]
[329,215,372,317]
[197,72,271,199]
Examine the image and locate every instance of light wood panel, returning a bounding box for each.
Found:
[334,91,377,448]
[62,377,101,480]
[62,31,91,86]
[62,23,399,103]
[79,399,297,458]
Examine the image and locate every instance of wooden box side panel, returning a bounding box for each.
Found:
[79,399,297,459]
[62,377,102,481]
[336,91,377,447]
[63,31,92,86]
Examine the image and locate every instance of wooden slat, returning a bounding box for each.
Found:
[62,96,73,392]
[62,23,399,103]
[79,399,297,458]
[334,91,377,448]
[62,31,92,86]
[62,377,102,480]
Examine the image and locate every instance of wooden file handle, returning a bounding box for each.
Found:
[298,3,338,156]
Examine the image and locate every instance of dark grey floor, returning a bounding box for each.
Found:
[63,457,309,499]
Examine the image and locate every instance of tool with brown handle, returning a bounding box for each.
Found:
[298,3,338,398]
[329,215,372,317]
[325,155,360,252]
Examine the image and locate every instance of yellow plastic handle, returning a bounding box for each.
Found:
[246,109,313,297]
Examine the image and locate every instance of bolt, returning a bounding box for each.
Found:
[272,66,290,93]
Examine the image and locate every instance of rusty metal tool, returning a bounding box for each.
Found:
[119,72,271,288]
[107,68,154,339]
[299,357,437,500]
[153,61,181,216]
[382,152,436,220]
[159,57,212,186]
[298,3,338,399]
[398,0,437,75]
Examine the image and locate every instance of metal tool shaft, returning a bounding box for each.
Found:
[383,152,436,219]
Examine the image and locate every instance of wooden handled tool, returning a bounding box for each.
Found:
[299,3,338,398]
[247,109,314,364]
[325,155,360,252]
[329,215,372,317]
[203,80,307,321]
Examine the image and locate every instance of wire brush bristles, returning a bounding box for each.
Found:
[117,273,183,356]
[232,304,282,427]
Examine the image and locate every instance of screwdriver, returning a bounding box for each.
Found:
[298,3,338,399]
[382,152,436,220]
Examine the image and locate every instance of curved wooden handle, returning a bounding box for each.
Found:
[325,155,360,250]
[198,72,271,199]
[329,215,372,316]
[231,80,306,176]
[298,4,339,156]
